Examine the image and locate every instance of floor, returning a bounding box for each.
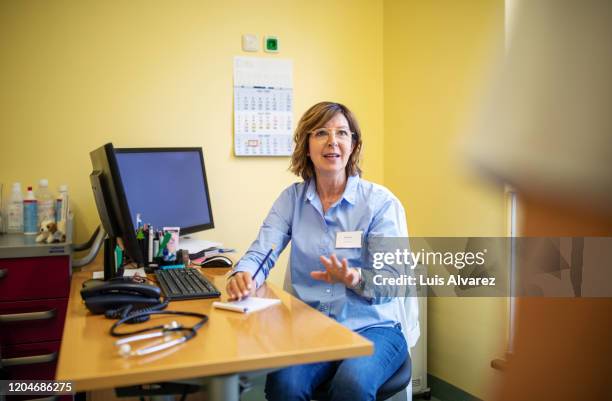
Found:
[87,375,444,401]
[240,375,443,401]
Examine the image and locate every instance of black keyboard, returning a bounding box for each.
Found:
[155,268,221,300]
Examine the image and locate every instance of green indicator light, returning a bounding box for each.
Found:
[265,36,279,53]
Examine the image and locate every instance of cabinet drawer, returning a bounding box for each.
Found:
[0,299,68,345]
[1,340,60,380]
[0,256,70,301]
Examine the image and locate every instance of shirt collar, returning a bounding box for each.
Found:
[305,178,317,202]
[342,174,359,205]
[305,174,359,205]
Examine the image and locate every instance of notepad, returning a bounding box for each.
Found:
[213,297,281,314]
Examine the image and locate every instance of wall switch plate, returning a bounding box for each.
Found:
[242,34,259,52]
[264,35,279,53]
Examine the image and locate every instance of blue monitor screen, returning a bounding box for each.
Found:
[115,148,213,234]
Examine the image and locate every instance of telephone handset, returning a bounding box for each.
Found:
[80,278,162,315]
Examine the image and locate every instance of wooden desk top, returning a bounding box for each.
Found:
[56,267,373,391]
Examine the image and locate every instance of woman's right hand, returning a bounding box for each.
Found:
[226,271,255,301]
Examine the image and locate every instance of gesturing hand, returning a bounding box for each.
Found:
[310,254,360,288]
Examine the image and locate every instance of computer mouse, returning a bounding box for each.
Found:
[200,255,233,268]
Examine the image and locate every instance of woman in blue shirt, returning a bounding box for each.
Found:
[227,102,417,401]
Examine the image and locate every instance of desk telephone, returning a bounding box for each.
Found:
[80,278,162,315]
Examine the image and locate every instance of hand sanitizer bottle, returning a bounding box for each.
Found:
[7,183,24,233]
[23,186,38,235]
[55,184,69,232]
[36,179,55,224]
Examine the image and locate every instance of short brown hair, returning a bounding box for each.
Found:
[289,102,363,181]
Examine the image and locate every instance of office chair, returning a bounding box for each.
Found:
[312,354,412,401]
[282,259,418,401]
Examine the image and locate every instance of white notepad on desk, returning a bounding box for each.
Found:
[213,297,281,314]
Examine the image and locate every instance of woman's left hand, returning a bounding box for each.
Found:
[311,254,360,288]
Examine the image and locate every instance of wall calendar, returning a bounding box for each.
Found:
[233,56,294,156]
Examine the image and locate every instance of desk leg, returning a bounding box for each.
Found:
[208,373,239,401]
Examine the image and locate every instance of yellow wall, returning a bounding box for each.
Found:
[0,0,383,288]
[383,0,506,398]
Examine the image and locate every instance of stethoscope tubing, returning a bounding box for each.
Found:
[110,309,209,357]
[110,310,209,337]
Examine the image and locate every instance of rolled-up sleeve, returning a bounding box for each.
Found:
[231,187,294,288]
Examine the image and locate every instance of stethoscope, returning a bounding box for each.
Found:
[108,305,209,358]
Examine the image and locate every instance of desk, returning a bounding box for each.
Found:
[56,266,373,400]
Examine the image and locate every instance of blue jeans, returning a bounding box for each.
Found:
[265,324,408,401]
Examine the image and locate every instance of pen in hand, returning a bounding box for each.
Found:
[228,245,275,301]
[251,245,275,281]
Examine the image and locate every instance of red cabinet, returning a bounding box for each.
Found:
[0,256,70,301]
[2,340,61,381]
[0,298,69,345]
[0,236,71,384]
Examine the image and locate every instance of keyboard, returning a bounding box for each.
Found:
[155,268,221,300]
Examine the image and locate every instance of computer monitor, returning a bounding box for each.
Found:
[113,147,214,235]
[89,144,215,278]
[90,143,144,278]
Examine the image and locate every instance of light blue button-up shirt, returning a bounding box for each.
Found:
[234,175,419,337]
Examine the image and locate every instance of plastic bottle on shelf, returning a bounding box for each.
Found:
[36,179,55,224]
[55,184,69,231]
[7,182,24,233]
[23,186,38,235]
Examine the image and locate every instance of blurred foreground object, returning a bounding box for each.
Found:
[466,0,612,217]
[465,1,612,400]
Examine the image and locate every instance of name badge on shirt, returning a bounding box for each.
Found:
[335,231,363,249]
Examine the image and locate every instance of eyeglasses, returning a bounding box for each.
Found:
[309,128,355,142]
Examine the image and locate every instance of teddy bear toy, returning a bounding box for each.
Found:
[36,219,66,243]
